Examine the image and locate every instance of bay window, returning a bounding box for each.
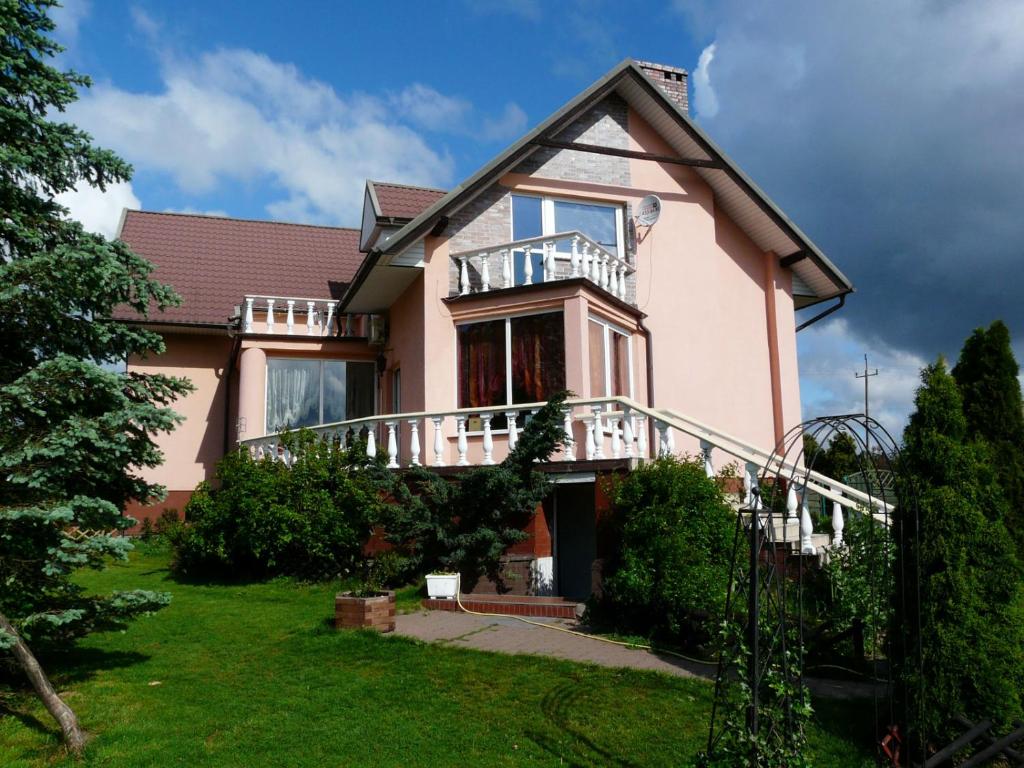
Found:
[266,358,375,432]
[458,311,566,423]
[510,194,625,285]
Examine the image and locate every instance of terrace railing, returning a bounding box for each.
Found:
[239,395,889,555]
[449,231,635,302]
[241,295,369,338]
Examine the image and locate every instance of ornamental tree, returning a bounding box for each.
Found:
[0,0,191,753]
[894,359,1024,742]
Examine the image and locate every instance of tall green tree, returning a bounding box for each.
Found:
[952,320,1024,552]
[0,0,190,752]
[894,359,1024,744]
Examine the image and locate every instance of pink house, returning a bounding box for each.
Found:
[120,60,853,598]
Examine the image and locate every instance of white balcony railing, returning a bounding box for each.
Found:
[449,231,635,302]
[239,395,891,555]
[241,295,368,337]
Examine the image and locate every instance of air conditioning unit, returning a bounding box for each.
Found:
[368,314,387,346]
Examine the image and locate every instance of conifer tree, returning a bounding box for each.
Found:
[0,1,190,752]
[894,359,1024,742]
[952,321,1024,552]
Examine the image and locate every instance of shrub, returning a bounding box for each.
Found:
[171,431,381,580]
[597,456,737,646]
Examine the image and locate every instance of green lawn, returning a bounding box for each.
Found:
[1,546,877,766]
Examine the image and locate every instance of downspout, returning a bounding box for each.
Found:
[222,332,242,455]
[639,317,656,457]
[795,294,847,332]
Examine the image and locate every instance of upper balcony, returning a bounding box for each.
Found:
[449,231,636,305]
[241,294,376,339]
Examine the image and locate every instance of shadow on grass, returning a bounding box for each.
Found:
[35,647,151,686]
[525,681,645,768]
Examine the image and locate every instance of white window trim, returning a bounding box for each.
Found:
[454,309,566,433]
[588,315,634,420]
[510,193,625,260]
[264,357,377,433]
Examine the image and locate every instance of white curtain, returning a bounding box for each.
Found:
[266,360,319,431]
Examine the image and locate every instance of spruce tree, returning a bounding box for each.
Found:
[952,321,1024,552]
[0,1,190,752]
[895,359,1024,742]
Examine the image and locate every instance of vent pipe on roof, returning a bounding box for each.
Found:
[635,60,689,114]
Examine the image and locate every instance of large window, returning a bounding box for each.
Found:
[511,194,625,283]
[588,317,632,399]
[266,358,375,432]
[458,312,565,420]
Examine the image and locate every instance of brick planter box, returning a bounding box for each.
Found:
[334,591,396,633]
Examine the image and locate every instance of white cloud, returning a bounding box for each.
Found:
[481,102,529,142]
[692,42,719,118]
[390,84,472,132]
[66,49,458,225]
[50,0,90,45]
[56,180,140,240]
[798,317,927,440]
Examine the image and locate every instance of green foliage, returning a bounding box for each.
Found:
[952,320,1024,553]
[596,456,737,645]
[895,359,1024,739]
[804,431,862,482]
[1,0,185,647]
[376,393,568,588]
[171,432,382,580]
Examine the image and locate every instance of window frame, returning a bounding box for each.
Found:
[510,193,626,261]
[454,308,566,431]
[264,356,377,433]
[588,314,634,404]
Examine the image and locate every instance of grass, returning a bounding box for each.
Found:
[1,544,878,766]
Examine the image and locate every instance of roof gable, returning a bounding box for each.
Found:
[340,59,852,312]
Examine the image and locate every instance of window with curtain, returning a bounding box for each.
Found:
[266,358,375,432]
[458,312,565,418]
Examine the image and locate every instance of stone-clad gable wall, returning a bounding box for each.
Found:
[445,95,634,299]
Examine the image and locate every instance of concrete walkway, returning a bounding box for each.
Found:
[393,610,883,700]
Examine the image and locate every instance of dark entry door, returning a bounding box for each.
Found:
[555,483,596,600]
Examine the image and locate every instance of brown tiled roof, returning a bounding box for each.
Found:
[117,210,364,326]
[370,181,446,220]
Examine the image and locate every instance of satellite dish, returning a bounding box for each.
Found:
[636,195,662,226]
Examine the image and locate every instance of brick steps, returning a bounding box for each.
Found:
[422,596,581,619]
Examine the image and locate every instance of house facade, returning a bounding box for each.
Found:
[121,60,853,598]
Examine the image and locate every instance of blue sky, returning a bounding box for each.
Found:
[52,0,1024,437]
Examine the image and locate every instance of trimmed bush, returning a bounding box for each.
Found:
[597,456,737,645]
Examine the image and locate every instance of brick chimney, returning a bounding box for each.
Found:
[635,60,688,114]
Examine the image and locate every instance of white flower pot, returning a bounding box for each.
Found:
[426,573,459,600]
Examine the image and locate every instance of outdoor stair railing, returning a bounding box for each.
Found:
[239,395,890,556]
[449,230,635,302]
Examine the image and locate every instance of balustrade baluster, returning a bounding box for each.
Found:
[623,408,635,459]
[636,416,648,458]
[523,245,534,285]
[786,484,799,527]
[385,422,399,468]
[581,243,592,280]
[600,255,610,290]
[506,411,519,451]
[570,236,581,277]
[563,408,576,461]
[323,302,335,337]
[456,415,468,466]
[481,414,494,465]
[501,250,511,288]
[744,462,760,511]
[459,257,470,295]
[365,425,376,459]
[610,416,622,458]
[700,439,713,477]
[617,265,627,299]
[306,301,315,335]
[480,254,490,292]
[286,300,296,335]
[266,299,275,333]
[665,424,675,454]
[407,419,420,466]
[584,416,596,460]
[832,494,845,547]
[244,298,254,333]
[591,406,606,459]
[544,241,556,282]
[590,249,601,283]
[431,417,445,466]
[656,420,669,458]
[800,488,816,554]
